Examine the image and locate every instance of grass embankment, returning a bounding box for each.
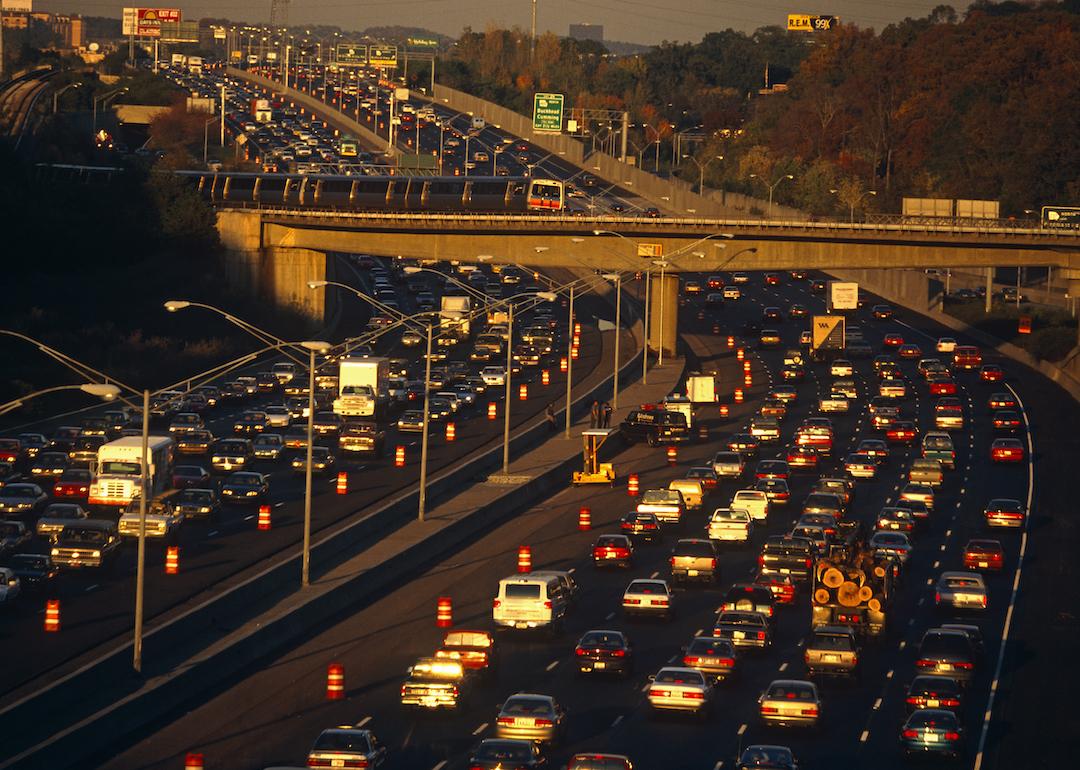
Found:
[943,298,1077,362]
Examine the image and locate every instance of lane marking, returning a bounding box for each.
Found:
[546,660,559,672]
[899,640,907,650]
[860,730,870,742]
[243,514,255,520]
[778,662,788,672]
[207,530,218,537]
[737,723,747,735]
[605,611,615,620]
[472,722,488,736]
[84,584,98,593]
[650,571,659,579]
[886,669,894,679]
[933,560,940,569]
[431,762,448,770]
[611,715,624,729]
[713,763,725,770]
[873,698,882,710]
[356,715,371,727]
[926,577,934,586]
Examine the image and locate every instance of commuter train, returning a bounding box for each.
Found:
[176,171,567,213]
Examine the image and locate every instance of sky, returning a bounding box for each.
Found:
[35,0,956,45]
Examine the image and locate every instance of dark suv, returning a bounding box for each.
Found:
[620,410,690,446]
[759,535,816,583]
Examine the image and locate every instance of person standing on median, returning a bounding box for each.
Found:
[546,403,558,432]
[601,400,613,428]
[590,400,600,429]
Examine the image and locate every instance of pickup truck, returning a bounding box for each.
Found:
[707,508,752,544]
[711,451,745,479]
[921,431,956,470]
[435,629,498,679]
[117,497,183,541]
[339,423,386,456]
[908,458,944,486]
[400,657,470,710]
[804,625,860,679]
[759,535,815,583]
[818,395,849,414]
[731,490,769,522]
[669,538,720,584]
[637,489,685,526]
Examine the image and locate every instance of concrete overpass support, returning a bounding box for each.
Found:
[648,273,679,359]
[216,209,328,323]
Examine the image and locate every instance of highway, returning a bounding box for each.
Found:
[0,68,54,150]
[95,269,1059,770]
[0,257,626,706]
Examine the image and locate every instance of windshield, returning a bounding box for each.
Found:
[0,523,23,537]
[341,385,374,396]
[100,460,141,476]
[4,487,39,498]
[641,490,679,504]
[59,528,107,545]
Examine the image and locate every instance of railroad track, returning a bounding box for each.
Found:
[0,68,56,149]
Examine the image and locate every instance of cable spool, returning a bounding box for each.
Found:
[868,596,883,613]
[857,585,874,603]
[837,581,861,607]
[813,588,832,605]
[822,567,845,588]
[873,565,887,579]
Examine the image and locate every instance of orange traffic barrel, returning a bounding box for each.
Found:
[572,333,581,348]
[165,546,180,575]
[578,506,591,531]
[326,663,345,700]
[628,473,639,496]
[257,504,271,531]
[734,388,744,403]
[517,545,532,573]
[519,383,528,401]
[698,425,709,441]
[395,445,406,467]
[184,753,204,770]
[445,422,456,442]
[727,336,735,348]
[436,596,453,628]
[487,402,497,420]
[560,357,568,373]
[44,599,60,633]
[574,322,582,335]
[666,446,677,466]
[712,323,721,335]
[743,360,752,372]
[336,472,348,495]
[744,373,753,386]
[571,346,580,360]
[697,310,705,321]
[541,369,550,386]
[736,347,745,361]
[719,404,730,419]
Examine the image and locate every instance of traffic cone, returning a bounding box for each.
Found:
[487,402,497,420]
[560,357,568,373]
[628,473,639,496]
[719,404,730,419]
[734,388,744,403]
[743,360,752,372]
[727,336,735,349]
[395,445,406,467]
[517,545,532,573]
[541,369,550,386]
[518,383,528,401]
[336,472,348,495]
[44,599,60,632]
[326,663,345,700]
[578,506,591,531]
[258,504,271,531]
[667,446,677,466]
[744,372,753,386]
[436,596,453,627]
[165,546,180,575]
[445,422,456,442]
[184,753,204,770]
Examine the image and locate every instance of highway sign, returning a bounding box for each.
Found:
[369,45,399,68]
[533,92,564,133]
[1042,206,1080,229]
[812,315,846,351]
[636,243,663,258]
[336,43,367,66]
[407,37,439,48]
[828,281,858,311]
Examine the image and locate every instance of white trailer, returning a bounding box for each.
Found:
[333,357,390,419]
[88,435,175,508]
[439,296,472,346]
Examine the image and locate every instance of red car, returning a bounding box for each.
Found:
[886,422,918,444]
[754,570,796,605]
[980,364,1005,382]
[963,539,1005,572]
[765,272,781,286]
[0,438,20,464]
[786,445,819,470]
[990,438,1025,463]
[883,334,904,348]
[707,275,725,290]
[434,629,498,676]
[928,376,957,396]
[591,534,634,568]
[53,468,92,499]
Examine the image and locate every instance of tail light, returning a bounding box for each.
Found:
[804,558,812,567]
[757,631,766,640]
[945,732,960,741]
[954,661,974,670]
[906,696,921,706]
[611,649,626,657]
[980,595,987,607]
[804,652,811,664]
[935,592,941,604]
[493,599,501,609]
[683,655,700,666]
[902,729,919,739]
[682,690,704,700]
[496,717,515,725]
[718,657,734,667]
[575,646,586,656]
[916,659,935,668]
[544,600,552,609]
[757,555,765,567]
[760,705,779,714]
[802,706,819,716]
[649,688,670,697]
[534,718,553,727]
[451,685,459,697]
[654,598,669,606]
[669,557,676,566]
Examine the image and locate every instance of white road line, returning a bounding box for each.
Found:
[860,730,870,742]
[546,660,559,671]
[940,544,947,551]
[899,640,906,650]
[611,715,624,729]
[84,584,98,593]
[356,715,372,727]
[926,577,934,586]
[431,762,448,770]
[933,560,940,569]
[886,669,894,679]
[695,628,704,636]
[274,502,285,508]
[945,528,952,537]
[737,723,747,735]
[243,514,255,520]
[568,567,576,574]
[472,722,488,736]
[207,530,218,537]
[641,682,650,693]
[650,571,659,579]
[605,611,615,620]
[975,383,1035,770]
[713,762,725,770]
[873,698,882,710]
[778,662,788,672]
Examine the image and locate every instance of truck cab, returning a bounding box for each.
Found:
[88,436,175,508]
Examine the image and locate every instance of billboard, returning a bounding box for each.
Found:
[787,14,839,31]
[828,281,859,311]
[122,8,181,38]
[336,43,367,66]
[1042,206,1080,229]
[2,0,34,12]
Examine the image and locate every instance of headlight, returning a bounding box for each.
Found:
[200,507,210,513]
[91,550,101,558]
[246,490,257,496]
[51,548,59,556]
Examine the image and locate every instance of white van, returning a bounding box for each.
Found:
[731,489,769,522]
[493,574,569,633]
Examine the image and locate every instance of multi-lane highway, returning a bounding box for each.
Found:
[0,256,627,706]
[92,269,1055,769]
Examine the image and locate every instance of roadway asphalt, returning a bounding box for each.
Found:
[0,258,622,706]
[95,270,1064,769]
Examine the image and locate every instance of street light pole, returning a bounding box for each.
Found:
[564,285,575,438]
[502,302,514,475]
[602,274,622,409]
[300,340,330,587]
[418,322,433,521]
[657,261,668,367]
[132,388,150,673]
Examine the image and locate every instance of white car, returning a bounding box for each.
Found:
[936,337,958,353]
[647,667,713,714]
[481,366,506,386]
[707,508,752,543]
[934,571,988,611]
[264,405,292,429]
[711,451,745,478]
[731,489,769,522]
[722,286,741,300]
[830,360,854,377]
[622,579,673,618]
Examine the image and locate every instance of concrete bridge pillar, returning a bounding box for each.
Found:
[647,273,679,360]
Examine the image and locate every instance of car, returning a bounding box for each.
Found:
[647,666,714,716]
[176,429,214,455]
[0,483,48,516]
[53,468,92,499]
[305,728,387,769]
[992,410,1023,432]
[857,438,890,462]
[0,520,31,557]
[669,538,720,583]
[637,488,686,526]
[396,410,425,433]
[987,391,1018,411]
[712,451,746,478]
[829,359,854,377]
[619,510,662,542]
[173,465,211,490]
[990,437,1025,463]
[900,709,964,759]
[872,304,894,320]
[681,635,738,683]
[2,553,57,591]
[804,625,859,679]
[35,504,89,540]
[264,405,292,428]
[869,531,913,564]
[684,280,703,295]
[722,286,741,300]
[494,693,565,744]
[714,610,771,650]
[434,629,498,677]
[728,433,759,457]
[592,534,634,568]
[982,497,1025,528]
[882,333,904,349]
[737,745,799,770]
[845,453,878,479]
[916,628,978,682]
[312,412,345,436]
[252,433,285,461]
[30,451,68,480]
[173,488,221,520]
[897,343,922,359]
[780,363,805,381]
[732,272,750,284]
[935,571,988,612]
[290,446,336,475]
[927,374,957,396]
[574,629,633,676]
[762,306,783,322]
[886,421,918,445]
[963,538,1004,572]
[936,337,958,353]
[622,578,673,618]
[758,680,820,728]
[686,465,719,491]
[810,279,826,293]
[905,675,964,715]
[467,739,546,770]
[788,303,808,319]
[759,535,815,583]
[875,507,917,536]
[210,439,254,472]
[754,477,790,505]
[220,471,269,504]
[480,366,506,386]
[759,329,782,347]
[169,412,204,435]
[785,445,818,471]
[980,364,1005,382]
[706,275,725,290]
[720,583,775,620]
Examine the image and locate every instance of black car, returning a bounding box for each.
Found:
[737,745,798,770]
[759,536,816,583]
[468,739,546,770]
[2,553,57,590]
[174,488,221,521]
[620,410,691,446]
[574,629,633,676]
[905,675,964,714]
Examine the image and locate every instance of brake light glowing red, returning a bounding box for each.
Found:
[902,729,919,739]
[544,600,552,609]
[761,705,779,714]
[496,717,515,725]
[945,731,960,740]
[916,659,934,668]
[757,631,766,640]
[649,688,670,697]
[682,690,704,700]
[683,655,700,665]
[493,599,501,609]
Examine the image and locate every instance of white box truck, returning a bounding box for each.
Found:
[333,357,390,419]
[686,375,717,404]
[439,296,472,346]
[170,53,187,69]
[188,56,204,75]
[88,436,175,508]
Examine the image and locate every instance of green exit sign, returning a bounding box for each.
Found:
[532,92,564,133]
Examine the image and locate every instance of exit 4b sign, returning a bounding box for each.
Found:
[533,92,564,132]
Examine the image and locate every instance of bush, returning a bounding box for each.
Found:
[1027,327,1077,362]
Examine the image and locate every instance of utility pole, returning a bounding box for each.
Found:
[531,0,538,59]
[620,112,629,163]
[219,84,226,146]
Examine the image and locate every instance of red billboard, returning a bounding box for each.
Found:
[122,7,181,38]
